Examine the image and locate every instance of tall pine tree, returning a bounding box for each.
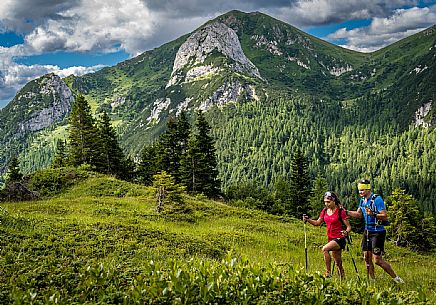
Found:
[138,144,158,185]
[180,111,220,197]
[68,95,100,167]
[5,156,23,183]
[155,112,191,183]
[51,140,67,168]
[155,117,180,181]
[96,111,126,177]
[289,148,311,217]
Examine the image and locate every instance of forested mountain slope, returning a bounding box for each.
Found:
[0,11,434,212]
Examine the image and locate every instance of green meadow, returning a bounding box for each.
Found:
[1,174,435,304]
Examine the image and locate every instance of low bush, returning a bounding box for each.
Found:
[29,167,91,196]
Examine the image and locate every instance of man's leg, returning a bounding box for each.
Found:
[364,251,375,279]
[373,255,397,278]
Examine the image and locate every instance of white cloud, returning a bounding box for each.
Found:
[0,49,104,107]
[274,0,418,26]
[1,0,435,106]
[22,0,155,55]
[327,5,436,52]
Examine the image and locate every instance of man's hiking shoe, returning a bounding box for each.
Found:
[393,276,404,284]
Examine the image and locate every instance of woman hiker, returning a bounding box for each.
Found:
[303,191,351,279]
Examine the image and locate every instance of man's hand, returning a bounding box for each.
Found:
[365,206,374,216]
[302,214,309,223]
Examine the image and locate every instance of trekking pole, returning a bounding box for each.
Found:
[366,212,370,280]
[304,220,308,272]
[346,234,361,281]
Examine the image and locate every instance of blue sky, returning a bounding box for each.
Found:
[1,0,435,108]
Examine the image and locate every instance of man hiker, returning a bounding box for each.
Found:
[345,179,404,283]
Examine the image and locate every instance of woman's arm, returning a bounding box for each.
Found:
[343,218,352,236]
[303,215,323,226]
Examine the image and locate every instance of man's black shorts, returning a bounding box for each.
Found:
[334,237,346,250]
[361,230,386,255]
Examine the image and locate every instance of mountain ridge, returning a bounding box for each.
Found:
[0,11,434,211]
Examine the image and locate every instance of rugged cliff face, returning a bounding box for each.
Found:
[167,21,262,88]
[0,73,74,173]
[18,74,74,133]
[0,12,434,180]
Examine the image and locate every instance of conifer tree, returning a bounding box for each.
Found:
[180,111,220,197]
[154,112,191,183]
[6,156,22,183]
[289,148,311,217]
[387,188,436,251]
[272,176,292,214]
[138,144,158,185]
[176,111,191,155]
[96,111,126,176]
[68,95,99,167]
[155,117,180,181]
[308,174,328,216]
[152,171,185,214]
[52,140,67,168]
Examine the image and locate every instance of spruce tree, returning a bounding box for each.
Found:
[6,156,23,183]
[180,111,220,197]
[155,117,180,180]
[152,171,185,214]
[52,140,67,168]
[176,111,191,155]
[308,174,328,217]
[155,113,191,183]
[138,144,158,185]
[68,95,99,167]
[96,111,126,176]
[387,188,436,250]
[289,148,311,217]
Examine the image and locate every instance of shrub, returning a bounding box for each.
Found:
[29,167,90,196]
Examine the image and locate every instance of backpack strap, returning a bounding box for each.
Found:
[320,208,326,219]
[369,194,379,213]
[337,208,347,230]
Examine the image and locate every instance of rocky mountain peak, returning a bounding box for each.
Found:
[16,73,74,133]
[167,21,261,87]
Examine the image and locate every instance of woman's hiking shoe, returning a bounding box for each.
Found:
[393,276,404,284]
[324,272,332,278]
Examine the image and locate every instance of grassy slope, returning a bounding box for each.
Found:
[0,175,435,303]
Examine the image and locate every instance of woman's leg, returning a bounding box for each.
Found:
[322,240,341,277]
[331,250,344,279]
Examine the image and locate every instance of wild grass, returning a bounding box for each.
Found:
[0,175,435,303]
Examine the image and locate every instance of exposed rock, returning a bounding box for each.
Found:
[415,100,433,128]
[176,97,193,116]
[329,65,353,76]
[147,98,171,124]
[19,74,74,133]
[199,81,258,111]
[167,21,261,87]
[111,96,126,108]
[410,65,428,74]
[287,56,310,69]
[252,35,283,56]
[185,65,222,82]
